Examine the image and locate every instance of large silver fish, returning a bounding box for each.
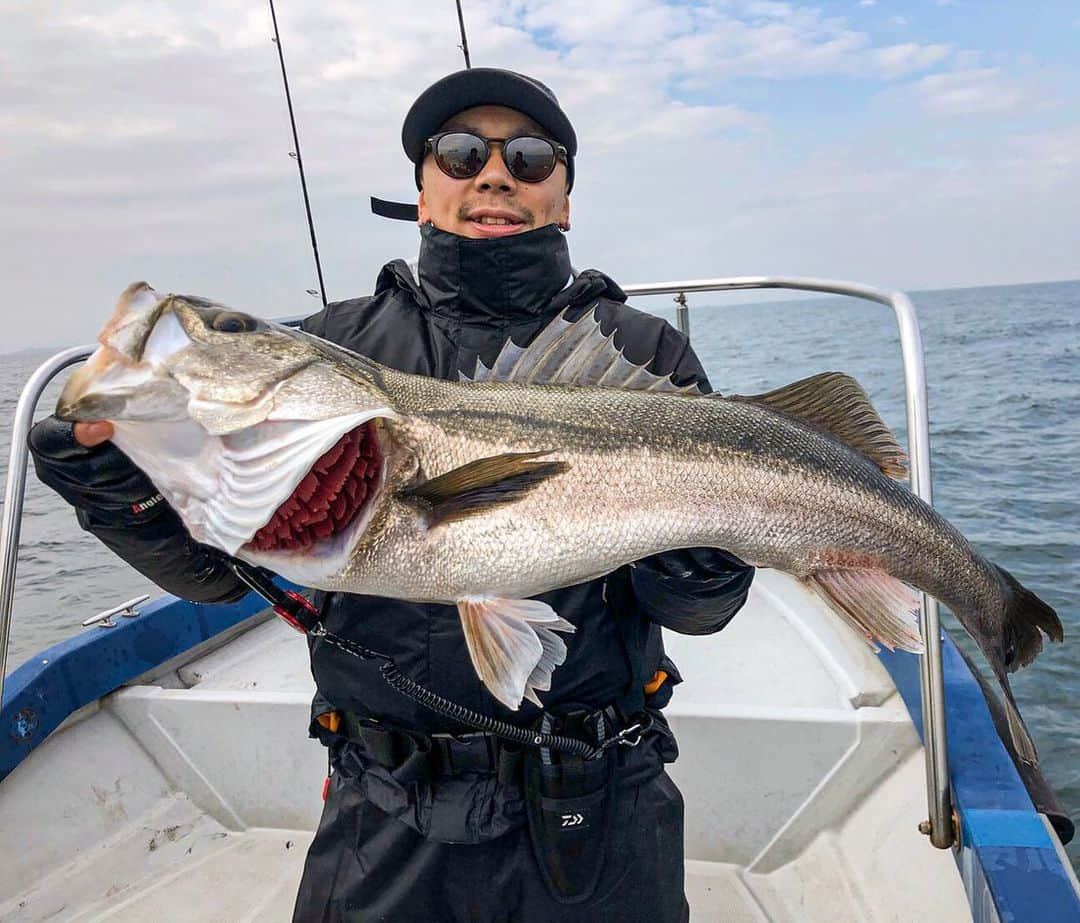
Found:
[57,283,1063,762]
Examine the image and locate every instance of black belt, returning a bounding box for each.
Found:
[340,705,656,779]
[343,713,510,776]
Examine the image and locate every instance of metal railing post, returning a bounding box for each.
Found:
[673,292,690,337]
[623,276,954,847]
[893,292,953,847]
[0,346,94,704]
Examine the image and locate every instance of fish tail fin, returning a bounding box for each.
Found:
[988,659,1040,765]
[457,597,575,710]
[993,563,1063,671]
[805,568,924,653]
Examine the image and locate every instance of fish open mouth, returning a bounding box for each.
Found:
[245,422,382,552]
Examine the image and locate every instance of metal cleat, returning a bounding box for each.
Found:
[81,594,151,629]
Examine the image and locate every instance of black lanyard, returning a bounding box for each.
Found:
[227,562,656,758]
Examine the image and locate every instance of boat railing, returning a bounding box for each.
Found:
[0,276,954,848]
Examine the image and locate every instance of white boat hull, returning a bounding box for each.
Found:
[0,572,973,921]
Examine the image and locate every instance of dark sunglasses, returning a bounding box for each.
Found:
[425,131,568,184]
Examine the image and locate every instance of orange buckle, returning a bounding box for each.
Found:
[315,710,342,733]
[643,670,668,695]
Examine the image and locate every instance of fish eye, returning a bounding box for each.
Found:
[212,311,257,333]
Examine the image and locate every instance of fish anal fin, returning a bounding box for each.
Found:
[457,598,575,709]
[406,451,570,528]
[734,372,908,479]
[806,568,924,654]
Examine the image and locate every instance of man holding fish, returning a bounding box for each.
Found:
[31,69,761,921]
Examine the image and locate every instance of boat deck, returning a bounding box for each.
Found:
[0,572,972,921]
[8,805,309,921]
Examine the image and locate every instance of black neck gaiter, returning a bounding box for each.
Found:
[416,222,573,325]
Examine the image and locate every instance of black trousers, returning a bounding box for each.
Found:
[293,751,689,923]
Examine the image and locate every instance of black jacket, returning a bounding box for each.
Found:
[29,223,753,731]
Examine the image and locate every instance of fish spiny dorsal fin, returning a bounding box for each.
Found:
[734,372,908,479]
[514,311,582,382]
[460,306,701,394]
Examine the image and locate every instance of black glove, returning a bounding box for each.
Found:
[28,416,247,604]
[636,547,747,580]
[29,416,167,527]
[631,547,755,635]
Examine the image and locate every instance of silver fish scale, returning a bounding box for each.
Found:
[326,369,1005,645]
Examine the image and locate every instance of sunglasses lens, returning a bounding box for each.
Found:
[433,133,488,178]
[503,136,558,183]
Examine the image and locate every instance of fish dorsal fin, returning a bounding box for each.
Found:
[461,306,701,395]
[735,372,908,479]
[405,451,569,528]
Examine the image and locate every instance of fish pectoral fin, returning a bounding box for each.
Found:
[405,452,570,528]
[457,597,575,710]
[806,569,924,653]
[732,372,908,479]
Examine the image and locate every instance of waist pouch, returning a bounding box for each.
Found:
[330,724,526,845]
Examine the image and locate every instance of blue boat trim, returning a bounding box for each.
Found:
[878,638,1080,923]
[0,588,287,782]
[963,810,1055,850]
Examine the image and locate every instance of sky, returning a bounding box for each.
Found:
[2,0,1078,349]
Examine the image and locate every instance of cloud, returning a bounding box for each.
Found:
[523,0,950,83]
[0,0,1074,350]
[873,42,952,78]
[1012,126,1080,173]
[915,67,1026,114]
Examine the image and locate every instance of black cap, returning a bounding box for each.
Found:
[402,68,577,192]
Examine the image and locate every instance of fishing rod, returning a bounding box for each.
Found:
[272,3,474,244]
[455,0,472,68]
[268,0,327,308]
